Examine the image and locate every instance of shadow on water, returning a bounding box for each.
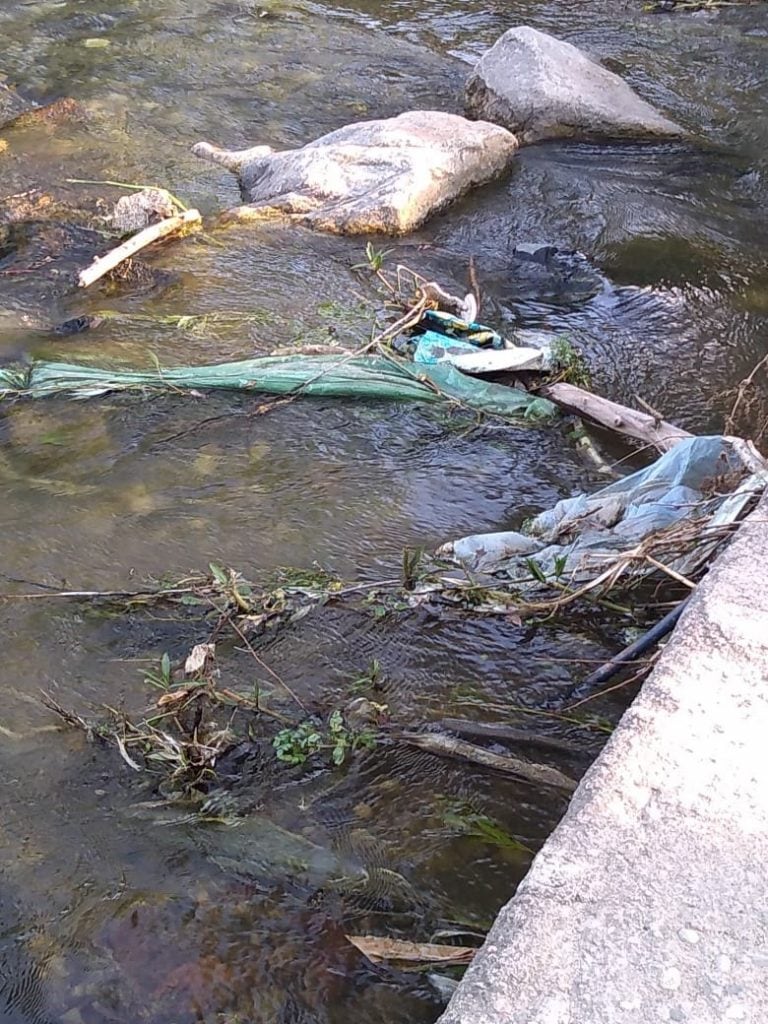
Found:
[1,0,767,1020]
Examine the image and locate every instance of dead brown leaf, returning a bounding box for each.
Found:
[345,935,476,966]
[156,688,192,707]
[184,642,215,676]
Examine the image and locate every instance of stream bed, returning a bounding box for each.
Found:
[1,1,767,1021]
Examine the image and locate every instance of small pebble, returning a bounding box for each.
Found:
[620,998,641,1010]
[83,37,110,48]
[669,1008,686,1022]
[716,955,732,973]
[660,967,682,991]
[679,928,700,945]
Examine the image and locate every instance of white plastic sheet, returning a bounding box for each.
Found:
[440,436,768,585]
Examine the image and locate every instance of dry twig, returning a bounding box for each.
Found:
[78,209,201,287]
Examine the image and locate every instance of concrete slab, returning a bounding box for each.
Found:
[439,497,768,1024]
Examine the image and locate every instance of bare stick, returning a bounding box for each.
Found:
[725,350,768,437]
[0,586,194,602]
[434,718,576,754]
[78,209,201,288]
[397,731,577,792]
[539,382,691,452]
[644,554,697,589]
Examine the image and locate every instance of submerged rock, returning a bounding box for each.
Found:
[193,110,518,234]
[0,82,30,129]
[465,26,684,144]
[0,83,84,131]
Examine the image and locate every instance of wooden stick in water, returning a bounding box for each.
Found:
[539,381,692,452]
[397,730,577,792]
[77,209,202,288]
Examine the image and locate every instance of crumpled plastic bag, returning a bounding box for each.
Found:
[439,435,768,584]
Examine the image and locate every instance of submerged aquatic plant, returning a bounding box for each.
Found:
[273,709,377,768]
[549,335,590,388]
[439,800,533,853]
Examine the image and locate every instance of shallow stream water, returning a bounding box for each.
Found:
[1,1,767,1021]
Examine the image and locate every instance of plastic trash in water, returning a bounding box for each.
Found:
[430,346,547,374]
[0,354,557,421]
[415,309,504,350]
[413,334,480,365]
[439,435,768,584]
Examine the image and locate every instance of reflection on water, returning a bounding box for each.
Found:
[1,0,767,1020]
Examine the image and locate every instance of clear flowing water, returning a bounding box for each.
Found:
[0,1,766,1021]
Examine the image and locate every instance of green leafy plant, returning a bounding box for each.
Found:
[273,721,324,765]
[328,709,350,765]
[349,659,383,695]
[144,651,173,691]
[525,557,548,585]
[273,710,377,767]
[207,562,255,613]
[553,554,568,580]
[402,546,423,590]
[352,241,393,274]
[363,591,409,619]
[549,335,590,388]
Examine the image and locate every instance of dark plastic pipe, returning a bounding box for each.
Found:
[567,595,692,701]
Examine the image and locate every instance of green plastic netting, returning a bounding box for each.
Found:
[0,355,555,421]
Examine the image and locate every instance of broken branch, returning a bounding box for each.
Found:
[397,731,577,793]
[539,382,691,452]
[78,209,201,288]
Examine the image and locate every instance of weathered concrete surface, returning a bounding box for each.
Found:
[439,495,768,1024]
[192,111,518,234]
[465,26,683,144]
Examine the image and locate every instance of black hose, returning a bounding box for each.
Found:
[566,595,692,702]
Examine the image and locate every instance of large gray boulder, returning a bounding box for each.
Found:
[465,26,683,144]
[192,110,518,235]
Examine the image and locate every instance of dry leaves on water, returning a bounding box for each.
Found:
[345,934,476,967]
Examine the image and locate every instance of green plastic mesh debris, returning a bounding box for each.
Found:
[0,354,555,420]
[0,366,29,393]
[420,362,555,422]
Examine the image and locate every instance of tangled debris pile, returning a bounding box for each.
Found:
[438,435,768,593]
[41,558,578,802]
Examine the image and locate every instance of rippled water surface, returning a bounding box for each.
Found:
[1,1,767,1021]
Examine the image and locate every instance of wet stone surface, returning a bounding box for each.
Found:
[0,0,767,1022]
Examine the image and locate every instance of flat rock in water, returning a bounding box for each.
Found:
[0,82,32,130]
[0,83,83,131]
[193,110,518,234]
[465,26,684,144]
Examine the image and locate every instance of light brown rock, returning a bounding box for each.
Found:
[193,110,518,234]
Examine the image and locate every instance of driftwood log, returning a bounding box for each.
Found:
[539,382,691,452]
